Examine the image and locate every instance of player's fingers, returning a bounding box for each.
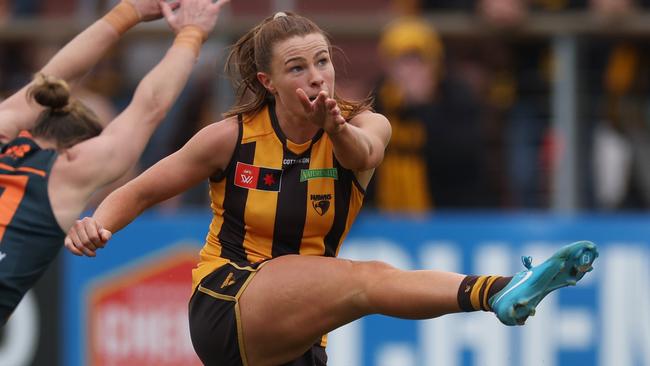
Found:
[90,219,110,249]
[315,91,328,107]
[168,1,180,11]
[81,218,105,249]
[68,222,95,257]
[160,0,177,28]
[64,236,83,256]
[76,221,97,252]
[325,98,338,109]
[296,88,313,112]
[99,229,112,244]
[75,219,98,253]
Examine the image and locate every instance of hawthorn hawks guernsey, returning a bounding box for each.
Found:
[192,103,365,290]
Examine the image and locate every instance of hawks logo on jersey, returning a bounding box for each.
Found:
[310,194,332,216]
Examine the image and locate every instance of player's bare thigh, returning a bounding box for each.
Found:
[239,255,389,366]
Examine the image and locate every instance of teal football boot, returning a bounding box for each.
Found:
[489,241,598,326]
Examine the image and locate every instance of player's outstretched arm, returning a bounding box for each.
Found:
[64,0,230,196]
[66,115,239,257]
[0,0,177,141]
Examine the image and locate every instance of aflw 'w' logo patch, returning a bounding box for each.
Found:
[310,194,332,216]
[234,162,282,192]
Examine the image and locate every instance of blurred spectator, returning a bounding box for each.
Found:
[589,0,635,19]
[413,0,592,15]
[476,0,585,208]
[0,1,8,22]
[368,18,488,212]
[12,1,41,17]
[0,43,34,97]
[503,42,554,208]
[410,0,475,11]
[477,0,527,27]
[591,42,650,210]
[376,0,650,211]
[0,0,41,20]
[530,0,588,11]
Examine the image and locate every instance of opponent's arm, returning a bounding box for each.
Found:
[0,0,174,140]
[66,0,229,191]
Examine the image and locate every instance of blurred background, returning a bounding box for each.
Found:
[1,0,649,365]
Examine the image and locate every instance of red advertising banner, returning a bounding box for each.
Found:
[87,247,201,366]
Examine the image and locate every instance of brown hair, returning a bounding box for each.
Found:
[224,12,373,120]
[27,74,102,149]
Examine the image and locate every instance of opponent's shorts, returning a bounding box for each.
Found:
[189,261,327,366]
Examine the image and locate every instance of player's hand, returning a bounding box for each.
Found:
[126,0,179,22]
[161,0,230,36]
[297,89,346,135]
[64,217,112,257]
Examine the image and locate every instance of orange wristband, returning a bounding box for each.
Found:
[103,1,140,35]
[172,26,208,58]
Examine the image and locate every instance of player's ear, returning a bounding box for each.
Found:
[257,72,276,94]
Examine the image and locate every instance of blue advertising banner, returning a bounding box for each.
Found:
[64,212,650,366]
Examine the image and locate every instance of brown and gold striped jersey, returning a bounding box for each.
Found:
[192,103,365,290]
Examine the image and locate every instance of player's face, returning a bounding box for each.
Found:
[261,33,335,119]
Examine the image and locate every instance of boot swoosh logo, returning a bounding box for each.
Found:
[493,271,533,305]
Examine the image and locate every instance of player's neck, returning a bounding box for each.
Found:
[275,107,320,144]
[31,136,58,150]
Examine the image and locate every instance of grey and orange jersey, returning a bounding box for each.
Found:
[0,132,63,323]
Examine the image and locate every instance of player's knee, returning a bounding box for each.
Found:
[351,260,398,310]
[360,260,396,275]
[354,260,398,283]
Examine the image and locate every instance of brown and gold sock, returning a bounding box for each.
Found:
[457,275,512,312]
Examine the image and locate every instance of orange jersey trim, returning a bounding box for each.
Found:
[0,162,47,177]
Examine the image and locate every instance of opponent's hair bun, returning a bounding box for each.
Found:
[27,73,71,112]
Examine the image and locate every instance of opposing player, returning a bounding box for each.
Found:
[0,0,229,325]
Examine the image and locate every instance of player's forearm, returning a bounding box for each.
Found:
[329,124,378,171]
[2,4,139,133]
[93,183,149,234]
[129,27,205,124]
[41,3,140,85]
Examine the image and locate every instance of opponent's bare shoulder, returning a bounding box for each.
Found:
[185,115,240,173]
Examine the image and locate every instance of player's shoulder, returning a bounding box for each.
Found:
[349,110,388,125]
[193,116,240,143]
[183,116,240,173]
[184,116,241,166]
